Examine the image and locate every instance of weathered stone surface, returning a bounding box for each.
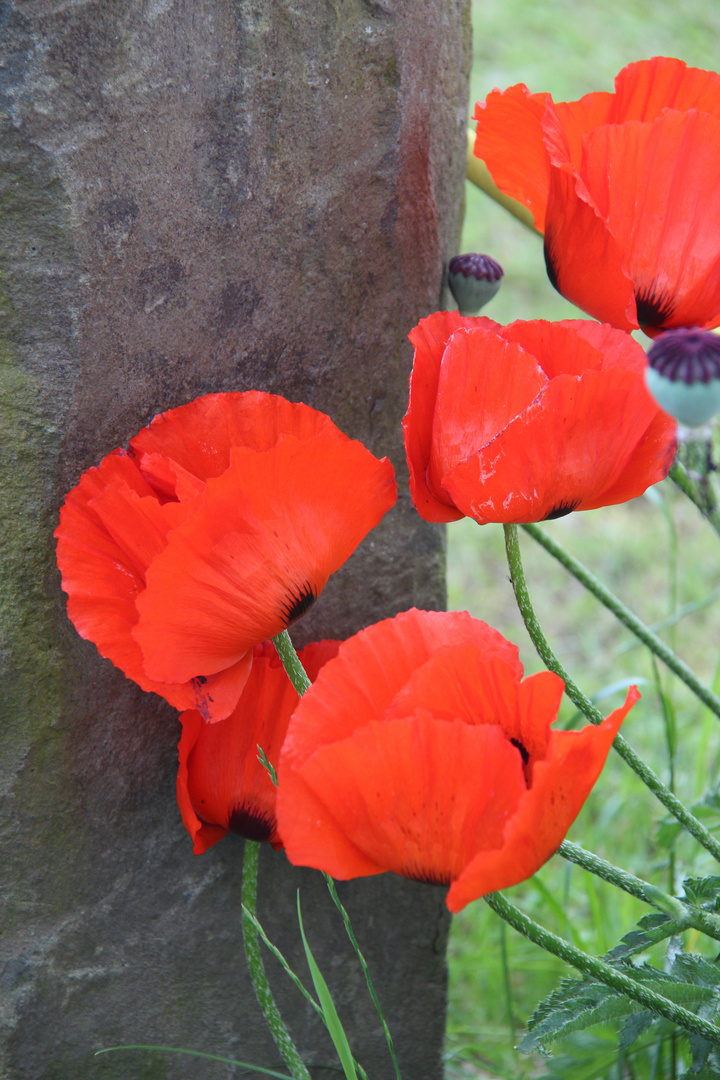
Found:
[0,1,470,1077]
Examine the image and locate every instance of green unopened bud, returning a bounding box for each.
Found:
[448,253,503,315]
[645,328,720,426]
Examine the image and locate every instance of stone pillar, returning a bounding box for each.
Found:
[0,3,470,1077]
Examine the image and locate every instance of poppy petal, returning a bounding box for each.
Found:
[541,148,636,331]
[610,57,720,124]
[384,645,561,762]
[427,327,547,495]
[447,688,638,911]
[276,609,522,868]
[473,84,554,231]
[404,311,489,523]
[442,366,665,523]
[581,111,720,331]
[134,433,395,686]
[129,391,338,482]
[286,714,527,883]
[55,451,199,710]
[178,639,341,853]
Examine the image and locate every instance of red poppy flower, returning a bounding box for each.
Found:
[403,312,677,524]
[474,57,720,333]
[55,392,396,721]
[276,609,637,912]
[177,639,340,854]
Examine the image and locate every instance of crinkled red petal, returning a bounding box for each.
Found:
[130,391,337,487]
[473,84,554,232]
[179,639,340,854]
[447,688,638,911]
[427,327,547,494]
[403,311,487,523]
[277,610,522,868]
[442,365,670,523]
[287,715,526,882]
[134,433,395,686]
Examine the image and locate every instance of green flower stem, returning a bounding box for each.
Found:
[503,524,720,864]
[521,522,720,722]
[670,460,720,540]
[273,630,311,695]
[558,841,720,940]
[242,840,312,1080]
[484,891,720,1047]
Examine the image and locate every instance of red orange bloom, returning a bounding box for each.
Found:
[276,609,637,912]
[403,312,676,524]
[474,57,720,333]
[55,392,395,721]
[177,639,340,854]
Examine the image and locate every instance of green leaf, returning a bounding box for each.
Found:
[604,912,676,961]
[617,1010,656,1050]
[682,875,720,912]
[296,893,357,1080]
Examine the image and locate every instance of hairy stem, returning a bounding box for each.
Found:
[559,841,720,940]
[242,840,312,1080]
[485,891,720,1046]
[503,524,720,863]
[521,522,720,721]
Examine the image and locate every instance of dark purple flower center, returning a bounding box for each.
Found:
[448,253,503,282]
[647,329,720,385]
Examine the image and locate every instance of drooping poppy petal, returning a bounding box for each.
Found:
[403,315,676,526]
[276,609,636,910]
[177,640,340,854]
[56,392,396,721]
[474,57,720,333]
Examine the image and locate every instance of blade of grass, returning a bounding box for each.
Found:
[297,893,358,1080]
[95,1045,292,1076]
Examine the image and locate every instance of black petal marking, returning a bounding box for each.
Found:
[510,738,530,767]
[544,239,561,294]
[280,581,316,626]
[403,864,452,887]
[228,804,275,843]
[543,499,580,521]
[635,287,675,329]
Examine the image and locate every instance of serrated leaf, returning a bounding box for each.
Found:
[520,992,645,1054]
[604,912,676,961]
[671,951,720,989]
[682,876,720,912]
[617,1011,657,1050]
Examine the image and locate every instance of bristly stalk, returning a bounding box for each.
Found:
[521,521,720,721]
[484,891,720,1047]
[503,523,720,864]
[242,840,312,1080]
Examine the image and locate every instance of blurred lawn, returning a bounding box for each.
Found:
[445,2,720,1077]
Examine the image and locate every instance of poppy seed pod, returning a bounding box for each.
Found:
[448,254,503,315]
[645,328,720,426]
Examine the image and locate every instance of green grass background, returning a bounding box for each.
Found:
[445,3,720,1077]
